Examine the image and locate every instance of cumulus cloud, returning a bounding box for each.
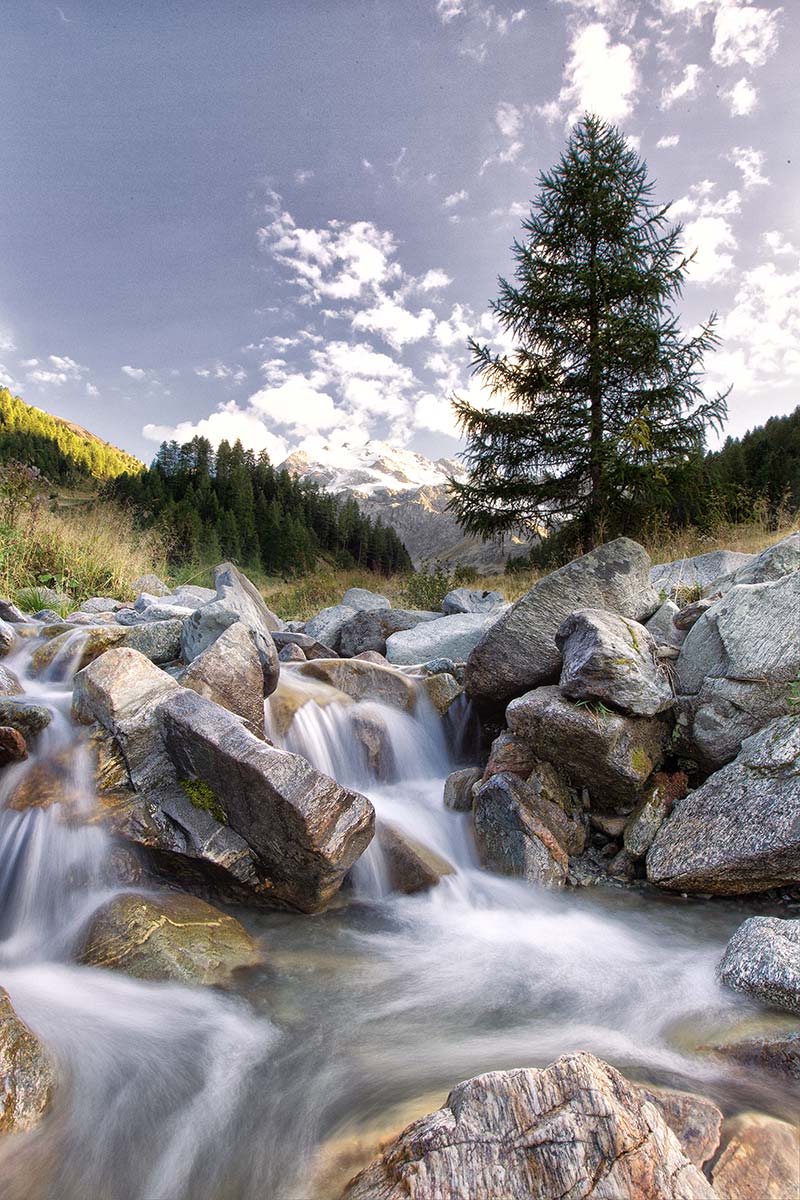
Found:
[657,134,680,148]
[495,101,523,139]
[194,361,247,383]
[711,2,781,68]
[728,145,769,188]
[443,189,469,208]
[682,215,738,283]
[0,363,15,389]
[144,400,289,462]
[352,296,436,349]
[661,63,702,107]
[0,327,15,354]
[121,365,146,380]
[671,180,741,220]
[539,22,639,126]
[724,76,758,116]
[28,354,88,386]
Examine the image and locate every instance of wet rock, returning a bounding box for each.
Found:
[623,772,687,859]
[267,674,351,739]
[672,597,714,631]
[179,621,266,738]
[466,538,660,707]
[180,561,282,695]
[354,650,388,665]
[386,612,499,667]
[279,643,306,662]
[507,685,671,811]
[443,766,482,812]
[0,699,51,741]
[718,916,800,1014]
[79,891,262,985]
[351,709,394,778]
[304,605,358,653]
[0,986,55,1134]
[377,824,455,894]
[637,1084,722,1168]
[556,608,674,717]
[0,664,23,696]
[0,726,27,766]
[0,599,26,623]
[419,672,462,716]
[646,716,800,895]
[341,587,391,612]
[297,658,418,713]
[440,587,505,615]
[676,571,800,770]
[710,531,800,596]
[339,608,440,658]
[158,688,375,913]
[0,618,16,656]
[708,1030,800,1082]
[272,630,337,660]
[650,549,754,598]
[342,1052,715,1200]
[645,600,686,650]
[31,625,125,675]
[130,573,171,597]
[473,772,569,886]
[481,730,538,783]
[5,751,78,812]
[712,1111,800,1200]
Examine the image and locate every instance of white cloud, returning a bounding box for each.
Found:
[436,2,527,61]
[21,358,39,367]
[661,63,702,107]
[443,189,469,208]
[122,365,146,380]
[495,101,523,139]
[249,375,340,434]
[724,76,758,116]
[682,214,737,283]
[27,354,88,386]
[194,361,247,383]
[728,145,769,188]
[414,392,462,438]
[143,401,289,461]
[0,364,15,389]
[433,303,474,350]
[671,179,741,219]
[657,134,680,148]
[711,3,781,68]
[414,269,453,292]
[86,382,99,397]
[0,328,16,354]
[294,168,314,185]
[540,22,639,126]
[435,0,466,20]
[763,230,797,256]
[352,297,436,349]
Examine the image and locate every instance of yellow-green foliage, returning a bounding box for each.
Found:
[630,746,653,778]
[179,777,227,824]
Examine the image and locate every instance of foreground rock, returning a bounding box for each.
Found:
[79,891,261,984]
[466,538,660,706]
[297,659,417,713]
[556,609,673,716]
[377,824,455,894]
[0,727,28,766]
[180,561,281,694]
[675,571,800,770]
[179,621,266,737]
[637,1084,721,1169]
[717,916,800,1014]
[0,987,54,1134]
[343,1052,715,1200]
[507,685,670,810]
[0,699,51,741]
[712,1111,800,1200]
[473,772,572,886]
[339,608,439,658]
[442,766,482,811]
[647,716,800,895]
[386,612,498,666]
[709,531,800,595]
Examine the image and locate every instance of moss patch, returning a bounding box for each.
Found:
[179,777,227,824]
[630,746,654,779]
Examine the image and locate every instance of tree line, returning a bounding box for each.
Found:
[107,437,413,577]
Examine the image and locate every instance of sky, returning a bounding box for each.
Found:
[0,0,797,467]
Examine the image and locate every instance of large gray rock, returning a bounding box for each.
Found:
[341,587,391,612]
[180,562,281,695]
[78,596,125,613]
[650,550,754,598]
[507,685,670,811]
[179,621,266,737]
[443,766,482,812]
[0,986,54,1134]
[473,772,570,886]
[646,716,800,895]
[645,600,686,650]
[130,573,171,597]
[441,587,505,615]
[343,1052,715,1200]
[675,572,800,770]
[718,916,800,1015]
[386,612,498,666]
[466,538,660,706]
[339,608,440,658]
[377,824,455,894]
[303,604,357,653]
[556,609,674,716]
[709,531,800,595]
[158,688,375,913]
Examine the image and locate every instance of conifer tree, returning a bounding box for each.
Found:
[449,114,729,548]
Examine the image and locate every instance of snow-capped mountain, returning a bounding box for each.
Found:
[279,440,529,569]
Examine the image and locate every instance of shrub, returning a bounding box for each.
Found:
[397,565,453,612]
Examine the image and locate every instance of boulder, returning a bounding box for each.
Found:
[507,686,670,810]
[79,891,261,985]
[718,916,800,1015]
[78,596,125,613]
[0,987,54,1134]
[354,650,388,664]
[0,599,26,623]
[623,772,687,859]
[297,659,418,713]
[0,664,22,696]
[158,688,375,913]
[440,588,505,615]
[0,618,16,656]
[31,620,184,677]
[443,766,482,812]
[419,672,462,716]
[339,608,440,657]
[646,716,800,895]
[0,726,28,766]
[342,1052,715,1200]
[473,772,569,886]
[279,643,306,663]
[637,1084,722,1169]
[271,630,338,660]
[130,573,171,597]
[675,572,800,770]
[169,584,217,607]
[180,562,282,694]
[556,609,674,717]
[117,603,196,625]
[707,1030,800,1082]
[645,600,686,650]
[650,550,754,598]
[377,824,455,894]
[712,1112,800,1200]
[672,598,714,631]
[466,538,660,706]
[341,587,391,612]
[179,621,266,737]
[481,731,538,783]
[0,700,51,741]
[709,531,800,596]
[386,613,498,667]
[304,605,357,653]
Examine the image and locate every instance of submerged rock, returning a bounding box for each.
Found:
[707,1030,800,1082]
[419,672,462,716]
[0,726,27,766]
[712,1111,800,1200]
[297,658,418,713]
[377,824,455,894]
[0,987,54,1134]
[556,608,674,717]
[342,1052,715,1200]
[636,1084,722,1169]
[466,538,660,706]
[718,916,800,1015]
[79,891,261,985]
[0,699,51,742]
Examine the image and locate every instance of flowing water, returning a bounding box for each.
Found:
[0,633,797,1199]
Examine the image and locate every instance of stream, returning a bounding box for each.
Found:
[0,628,797,1199]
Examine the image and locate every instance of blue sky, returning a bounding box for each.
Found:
[0,0,796,465]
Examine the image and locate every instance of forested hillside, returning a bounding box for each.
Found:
[706,404,800,516]
[0,388,143,483]
[108,437,413,576]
